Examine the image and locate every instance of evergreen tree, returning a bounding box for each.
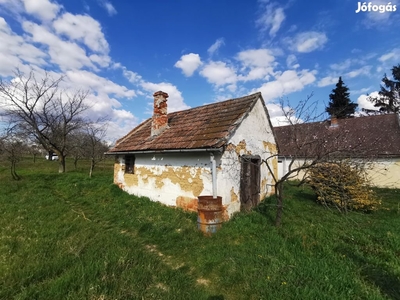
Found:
[368,64,400,113]
[326,77,357,118]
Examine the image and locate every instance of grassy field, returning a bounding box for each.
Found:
[0,157,399,299]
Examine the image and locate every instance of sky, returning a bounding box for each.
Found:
[0,0,400,142]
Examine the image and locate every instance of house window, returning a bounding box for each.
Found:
[125,155,135,174]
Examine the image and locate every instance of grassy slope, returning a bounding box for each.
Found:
[0,158,399,299]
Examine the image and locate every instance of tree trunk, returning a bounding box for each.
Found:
[89,158,94,178]
[275,182,284,227]
[74,156,78,170]
[10,160,20,180]
[58,155,66,173]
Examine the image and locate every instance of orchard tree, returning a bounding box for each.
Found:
[0,126,27,180]
[368,64,400,113]
[326,77,357,118]
[27,143,43,163]
[0,70,89,173]
[83,123,109,178]
[68,122,109,177]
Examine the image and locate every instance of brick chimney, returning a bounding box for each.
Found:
[151,91,169,136]
[330,115,338,128]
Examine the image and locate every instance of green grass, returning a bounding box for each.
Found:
[1,157,399,299]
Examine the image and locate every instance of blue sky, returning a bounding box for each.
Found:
[0,0,399,141]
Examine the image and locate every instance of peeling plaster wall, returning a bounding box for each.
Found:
[113,97,277,219]
[218,98,278,217]
[114,152,213,211]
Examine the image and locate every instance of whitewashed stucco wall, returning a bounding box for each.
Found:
[218,97,278,217]
[114,152,214,211]
[113,97,278,219]
[278,157,400,189]
[366,158,400,188]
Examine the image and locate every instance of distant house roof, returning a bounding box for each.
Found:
[274,113,400,158]
[109,92,270,153]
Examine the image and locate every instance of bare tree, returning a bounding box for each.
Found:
[0,70,89,173]
[27,143,43,163]
[83,122,109,178]
[264,96,376,226]
[0,125,27,180]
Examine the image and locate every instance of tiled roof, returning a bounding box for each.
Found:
[274,113,400,158]
[109,92,264,153]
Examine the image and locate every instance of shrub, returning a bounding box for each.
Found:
[308,161,381,212]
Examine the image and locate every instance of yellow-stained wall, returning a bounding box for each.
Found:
[365,158,400,188]
[113,97,278,218]
[114,152,213,212]
[278,157,400,189]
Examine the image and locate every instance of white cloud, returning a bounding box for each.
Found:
[0,2,142,142]
[289,31,328,53]
[207,38,225,56]
[89,54,111,67]
[317,75,337,87]
[98,0,117,16]
[357,91,380,111]
[236,49,276,81]
[66,70,136,98]
[360,0,398,25]
[317,64,371,88]
[122,69,143,83]
[353,87,372,95]
[266,103,302,126]
[378,48,400,63]
[200,61,237,87]
[345,66,371,78]
[286,54,298,68]
[22,0,61,21]
[330,59,353,71]
[257,3,285,37]
[256,69,316,102]
[22,21,97,71]
[53,13,109,54]
[141,81,190,112]
[0,0,24,15]
[174,53,202,77]
[237,49,275,68]
[0,17,48,76]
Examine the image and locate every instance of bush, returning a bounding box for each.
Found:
[308,161,381,212]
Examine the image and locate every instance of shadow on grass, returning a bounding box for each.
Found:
[254,184,318,224]
[254,195,276,225]
[337,245,400,299]
[207,295,224,300]
[291,188,317,203]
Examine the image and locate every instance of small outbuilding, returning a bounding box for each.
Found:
[274,113,400,188]
[107,91,278,219]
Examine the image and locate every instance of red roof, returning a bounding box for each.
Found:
[109,92,266,153]
[274,114,400,158]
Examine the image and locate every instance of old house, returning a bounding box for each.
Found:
[274,113,400,188]
[107,91,278,219]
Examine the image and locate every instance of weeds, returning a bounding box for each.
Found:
[0,158,399,299]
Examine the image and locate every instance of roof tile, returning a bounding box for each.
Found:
[109,92,262,152]
[274,114,400,158]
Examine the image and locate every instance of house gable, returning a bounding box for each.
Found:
[110,91,278,218]
[217,97,278,214]
[108,92,262,153]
